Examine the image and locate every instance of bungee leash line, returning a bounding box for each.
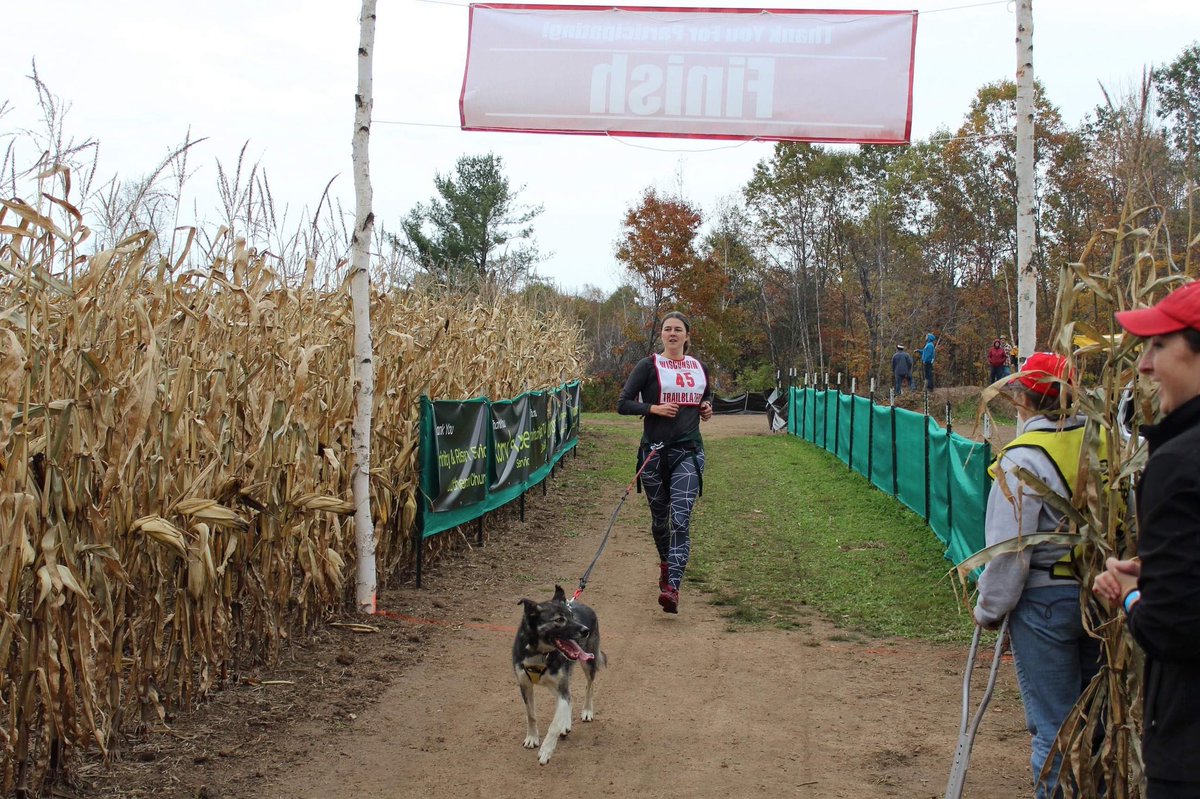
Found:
[570,443,663,604]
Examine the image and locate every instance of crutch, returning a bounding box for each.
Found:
[945,615,1010,799]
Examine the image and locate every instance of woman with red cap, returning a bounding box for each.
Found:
[973,351,1101,798]
[1093,281,1200,799]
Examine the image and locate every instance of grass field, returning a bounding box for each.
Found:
[584,413,978,643]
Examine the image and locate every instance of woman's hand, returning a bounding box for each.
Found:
[699,401,713,421]
[651,402,679,418]
[1092,557,1140,606]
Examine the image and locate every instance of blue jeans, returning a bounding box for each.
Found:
[1008,584,1100,798]
[923,361,934,391]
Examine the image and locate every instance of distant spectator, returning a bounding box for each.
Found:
[919,333,937,391]
[987,338,1010,383]
[1010,342,1020,371]
[891,344,913,396]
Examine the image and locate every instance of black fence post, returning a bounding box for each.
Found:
[890,389,899,498]
[477,514,485,546]
[945,401,954,539]
[867,378,875,484]
[833,373,842,459]
[800,378,808,439]
[812,376,819,444]
[847,377,855,472]
[923,392,931,523]
[519,491,525,522]
[822,374,830,451]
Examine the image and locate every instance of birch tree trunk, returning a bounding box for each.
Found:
[1014,0,1037,364]
[351,0,378,613]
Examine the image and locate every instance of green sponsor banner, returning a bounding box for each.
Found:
[418,380,580,541]
[429,398,490,512]
[528,392,551,469]
[567,381,581,438]
[491,395,532,492]
[556,386,570,448]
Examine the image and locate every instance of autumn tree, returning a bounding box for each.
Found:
[614,187,702,351]
[398,152,542,289]
[1154,42,1200,274]
[695,203,765,385]
[743,143,830,376]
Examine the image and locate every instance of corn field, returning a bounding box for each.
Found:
[1002,201,1195,797]
[0,196,583,795]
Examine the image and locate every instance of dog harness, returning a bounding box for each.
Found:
[522,660,547,684]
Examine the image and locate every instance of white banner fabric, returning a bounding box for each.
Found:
[460,4,918,144]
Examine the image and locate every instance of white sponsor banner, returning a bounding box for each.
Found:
[461,4,917,144]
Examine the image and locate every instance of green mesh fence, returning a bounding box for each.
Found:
[895,408,930,519]
[789,387,991,574]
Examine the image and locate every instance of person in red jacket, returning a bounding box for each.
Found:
[1093,281,1200,799]
[987,338,1010,383]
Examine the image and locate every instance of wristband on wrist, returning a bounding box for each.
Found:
[1123,589,1142,613]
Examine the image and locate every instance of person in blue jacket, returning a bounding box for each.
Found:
[919,332,937,391]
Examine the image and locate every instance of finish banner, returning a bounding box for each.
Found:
[461,4,917,144]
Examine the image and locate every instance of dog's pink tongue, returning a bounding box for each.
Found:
[554,639,593,662]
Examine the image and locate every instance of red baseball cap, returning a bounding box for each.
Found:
[1115,281,1200,336]
[1012,351,1073,397]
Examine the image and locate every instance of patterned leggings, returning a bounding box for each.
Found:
[639,444,705,590]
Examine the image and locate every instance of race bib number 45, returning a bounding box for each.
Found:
[654,355,707,406]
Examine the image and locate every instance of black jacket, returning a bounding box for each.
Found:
[617,354,712,447]
[1128,393,1200,783]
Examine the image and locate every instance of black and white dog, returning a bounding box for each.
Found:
[513,585,605,764]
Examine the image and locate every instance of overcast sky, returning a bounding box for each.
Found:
[3,1,1198,295]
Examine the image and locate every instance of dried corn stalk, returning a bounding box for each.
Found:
[0,191,583,793]
[1031,204,1183,798]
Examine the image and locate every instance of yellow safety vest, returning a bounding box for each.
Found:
[989,423,1107,579]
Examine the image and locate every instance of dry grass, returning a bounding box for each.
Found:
[0,195,582,795]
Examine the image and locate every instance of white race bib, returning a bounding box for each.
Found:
[654,354,707,406]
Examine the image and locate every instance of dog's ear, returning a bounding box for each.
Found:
[519,598,538,615]
[553,585,566,602]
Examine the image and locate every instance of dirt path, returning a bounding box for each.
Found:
[88,413,1030,799]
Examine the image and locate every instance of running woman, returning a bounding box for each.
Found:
[617,311,713,614]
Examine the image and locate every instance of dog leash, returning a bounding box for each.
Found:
[570,443,663,604]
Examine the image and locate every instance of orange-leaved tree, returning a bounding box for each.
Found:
[614,186,702,352]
